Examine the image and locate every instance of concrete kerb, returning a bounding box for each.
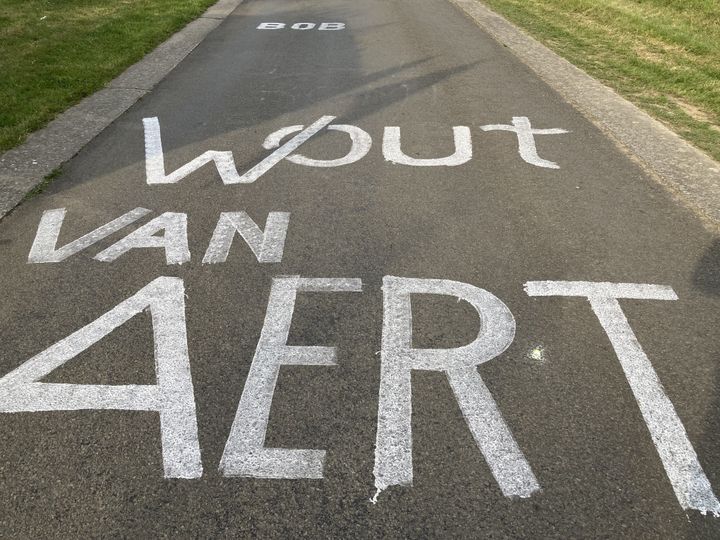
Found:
[451,0,720,230]
[0,0,244,219]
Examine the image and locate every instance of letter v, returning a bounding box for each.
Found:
[28,207,151,263]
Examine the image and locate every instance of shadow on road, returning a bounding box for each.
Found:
[686,238,720,536]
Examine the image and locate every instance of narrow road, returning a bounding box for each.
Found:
[1,0,719,536]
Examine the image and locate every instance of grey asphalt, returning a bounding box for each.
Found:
[1,0,720,537]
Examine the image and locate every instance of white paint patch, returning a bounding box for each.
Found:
[0,277,202,478]
[526,281,677,300]
[202,212,289,264]
[94,212,190,265]
[528,346,545,362]
[374,277,540,498]
[525,280,720,516]
[220,276,362,479]
[263,124,371,167]
[382,126,472,166]
[236,116,336,183]
[28,207,151,263]
[143,117,247,185]
[481,116,568,169]
[256,23,345,31]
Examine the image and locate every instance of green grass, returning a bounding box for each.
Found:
[0,0,217,153]
[479,0,720,162]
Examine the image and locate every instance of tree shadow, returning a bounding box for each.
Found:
[35,3,483,194]
[693,239,720,296]
[685,238,720,536]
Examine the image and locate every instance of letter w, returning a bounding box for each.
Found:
[144,117,250,185]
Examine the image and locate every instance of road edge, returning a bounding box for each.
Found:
[450,0,720,230]
[0,0,244,219]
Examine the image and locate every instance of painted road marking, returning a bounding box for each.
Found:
[263,124,372,167]
[257,23,346,31]
[220,276,362,479]
[374,277,540,499]
[383,126,473,166]
[13,107,718,516]
[231,115,336,183]
[28,209,291,265]
[143,116,570,186]
[144,115,337,185]
[481,117,569,169]
[0,277,202,479]
[28,207,151,263]
[525,281,720,516]
[94,212,190,265]
[1,274,717,516]
[202,211,290,264]
[144,117,247,185]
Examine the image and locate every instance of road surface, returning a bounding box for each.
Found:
[1,0,719,536]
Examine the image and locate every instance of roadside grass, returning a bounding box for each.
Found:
[0,0,217,154]
[479,0,720,162]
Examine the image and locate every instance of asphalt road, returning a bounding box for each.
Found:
[1,0,720,536]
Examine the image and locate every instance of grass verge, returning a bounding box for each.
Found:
[479,0,720,162]
[0,0,218,154]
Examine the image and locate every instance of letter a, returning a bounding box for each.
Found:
[0,277,202,479]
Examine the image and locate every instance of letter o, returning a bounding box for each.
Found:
[263,124,372,167]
